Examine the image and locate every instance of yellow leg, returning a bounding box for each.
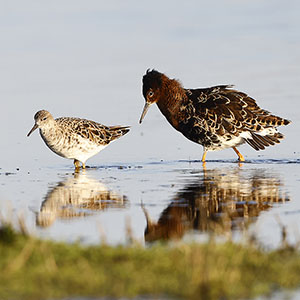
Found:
[74,159,81,171]
[233,147,245,162]
[201,151,207,162]
[82,162,86,169]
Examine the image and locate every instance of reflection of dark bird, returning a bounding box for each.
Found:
[143,169,289,242]
[139,69,291,162]
[36,173,127,227]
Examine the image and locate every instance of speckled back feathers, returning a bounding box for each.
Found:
[56,117,130,146]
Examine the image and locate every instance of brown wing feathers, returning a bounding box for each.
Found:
[185,86,290,150]
[69,119,129,145]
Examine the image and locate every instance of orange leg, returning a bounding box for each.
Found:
[233,147,245,162]
[201,151,207,162]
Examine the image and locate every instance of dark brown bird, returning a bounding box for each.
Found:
[139,69,291,162]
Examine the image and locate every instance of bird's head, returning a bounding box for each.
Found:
[139,69,164,124]
[27,110,54,137]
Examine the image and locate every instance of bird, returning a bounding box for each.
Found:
[27,110,130,170]
[139,69,291,162]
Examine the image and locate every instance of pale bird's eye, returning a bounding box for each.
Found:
[148,91,154,97]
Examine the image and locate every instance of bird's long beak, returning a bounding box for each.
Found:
[27,123,38,137]
[139,102,151,124]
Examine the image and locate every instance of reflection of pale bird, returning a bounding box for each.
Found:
[27,110,130,170]
[143,169,289,242]
[36,173,127,227]
[140,69,291,162]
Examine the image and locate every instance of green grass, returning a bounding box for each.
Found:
[1,224,300,300]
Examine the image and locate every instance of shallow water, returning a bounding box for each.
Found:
[1,159,299,248]
[1,0,300,248]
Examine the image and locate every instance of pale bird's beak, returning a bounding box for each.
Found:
[27,123,38,137]
[139,102,151,124]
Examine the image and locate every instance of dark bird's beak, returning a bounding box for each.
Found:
[27,124,38,137]
[139,102,151,124]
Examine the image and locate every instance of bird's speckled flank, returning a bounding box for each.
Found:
[27,110,130,170]
[139,69,291,162]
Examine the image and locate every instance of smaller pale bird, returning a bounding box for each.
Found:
[27,110,130,170]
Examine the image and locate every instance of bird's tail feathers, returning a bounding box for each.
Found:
[257,115,291,127]
[109,125,130,137]
[245,131,284,151]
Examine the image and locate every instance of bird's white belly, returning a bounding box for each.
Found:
[60,140,107,163]
[208,131,252,151]
[41,130,107,163]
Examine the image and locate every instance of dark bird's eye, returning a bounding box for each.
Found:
[148,91,154,97]
[42,117,47,121]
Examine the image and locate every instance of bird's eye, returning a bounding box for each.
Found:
[42,117,47,121]
[148,90,154,97]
